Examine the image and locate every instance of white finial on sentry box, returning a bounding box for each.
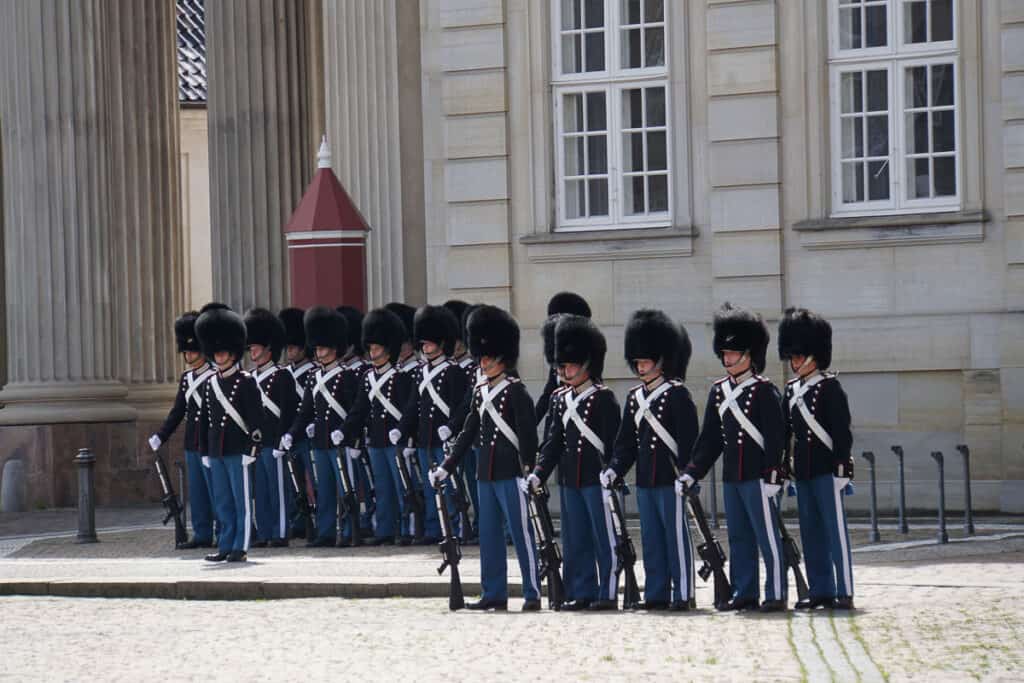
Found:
[317,135,331,169]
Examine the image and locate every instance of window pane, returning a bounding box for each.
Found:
[565,180,586,218]
[622,28,641,68]
[905,1,927,43]
[624,132,644,172]
[645,27,665,67]
[867,115,888,156]
[623,88,643,128]
[644,0,664,23]
[563,93,584,133]
[866,70,887,111]
[907,66,928,108]
[867,160,890,200]
[839,7,862,50]
[865,4,886,47]
[908,157,930,198]
[647,131,667,170]
[584,32,605,71]
[623,0,640,24]
[931,64,954,106]
[841,72,863,114]
[584,0,604,28]
[624,175,645,214]
[842,161,865,202]
[562,0,582,30]
[646,87,666,126]
[907,112,929,154]
[586,92,607,131]
[564,137,584,176]
[562,35,582,74]
[932,0,953,41]
[934,156,956,196]
[587,135,608,174]
[932,110,955,153]
[588,178,609,215]
[648,174,669,212]
[841,117,864,158]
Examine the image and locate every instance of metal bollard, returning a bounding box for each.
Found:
[74,448,98,544]
[861,451,880,542]
[709,462,719,529]
[955,444,975,535]
[931,451,949,544]
[891,445,909,533]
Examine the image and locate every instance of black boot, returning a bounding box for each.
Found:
[226,550,248,562]
[521,599,541,612]
[466,598,508,611]
[587,600,618,611]
[638,600,670,611]
[832,596,855,610]
[561,599,592,611]
[718,596,758,612]
[204,552,229,562]
[759,600,787,613]
[795,596,832,610]
[670,600,691,612]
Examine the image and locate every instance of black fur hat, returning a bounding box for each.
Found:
[540,314,566,366]
[414,305,459,356]
[336,306,364,353]
[467,305,520,368]
[668,323,693,382]
[199,301,230,315]
[384,302,415,343]
[443,300,469,331]
[278,308,306,349]
[304,306,348,352]
[174,311,201,353]
[778,307,833,370]
[460,304,480,344]
[712,302,770,374]
[195,307,246,361]
[555,315,606,381]
[624,309,680,373]
[245,308,286,361]
[547,291,592,318]
[362,307,406,362]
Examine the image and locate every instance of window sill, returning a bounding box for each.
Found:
[791,209,988,250]
[520,226,697,262]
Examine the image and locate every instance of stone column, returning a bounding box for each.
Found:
[206,0,315,312]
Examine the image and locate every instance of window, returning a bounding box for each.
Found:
[828,0,959,216]
[552,0,670,231]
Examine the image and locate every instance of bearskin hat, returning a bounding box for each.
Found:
[244,308,286,361]
[384,302,415,343]
[443,300,470,330]
[623,309,680,374]
[460,304,480,344]
[667,323,693,382]
[778,307,833,370]
[467,305,520,368]
[414,305,459,356]
[540,314,566,366]
[195,306,246,361]
[199,301,230,315]
[547,291,592,318]
[555,315,606,381]
[174,311,201,353]
[278,308,306,349]
[362,307,406,362]
[304,306,348,352]
[336,306,364,353]
[712,302,770,374]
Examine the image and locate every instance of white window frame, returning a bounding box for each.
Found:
[551,0,672,232]
[827,0,960,217]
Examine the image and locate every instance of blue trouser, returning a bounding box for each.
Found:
[723,479,785,602]
[287,439,312,535]
[796,474,855,598]
[208,454,251,554]
[636,486,694,603]
[419,447,459,539]
[478,478,540,601]
[369,446,402,539]
[254,447,288,541]
[461,448,479,531]
[312,448,339,542]
[561,484,618,603]
[185,449,214,543]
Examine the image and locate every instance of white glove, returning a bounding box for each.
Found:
[681,473,695,489]
[674,478,686,497]
[403,447,417,461]
[279,434,293,451]
[762,481,782,497]
[437,425,452,442]
[147,435,162,452]
[201,456,211,468]
[242,453,256,466]
[272,449,285,460]
[429,466,449,486]
[305,423,315,439]
[526,473,541,493]
[516,477,529,494]
[388,428,402,445]
[599,468,618,488]
[346,447,362,461]
[330,429,344,446]
[834,476,851,492]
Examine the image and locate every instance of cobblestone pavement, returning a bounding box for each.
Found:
[1,552,1022,682]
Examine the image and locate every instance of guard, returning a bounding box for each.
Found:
[535,292,592,426]
[442,300,481,539]
[337,305,374,543]
[279,306,317,539]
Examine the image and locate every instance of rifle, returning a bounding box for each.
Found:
[336,447,363,546]
[395,448,425,539]
[284,450,317,541]
[442,440,473,539]
[603,479,641,609]
[523,478,565,611]
[683,484,732,610]
[431,465,465,611]
[772,494,809,603]
[152,449,189,548]
[358,449,377,516]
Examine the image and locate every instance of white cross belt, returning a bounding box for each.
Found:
[418,361,451,417]
[789,375,833,451]
[632,382,677,456]
[185,367,215,409]
[314,365,347,420]
[717,376,765,450]
[561,385,604,454]
[211,375,249,434]
[478,379,519,450]
[368,367,402,421]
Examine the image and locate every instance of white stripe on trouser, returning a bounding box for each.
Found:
[602,494,618,601]
[517,487,540,596]
[759,486,782,600]
[675,494,691,601]
[276,457,286,539]
[833,481,854,595]
[242,462,252,551]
